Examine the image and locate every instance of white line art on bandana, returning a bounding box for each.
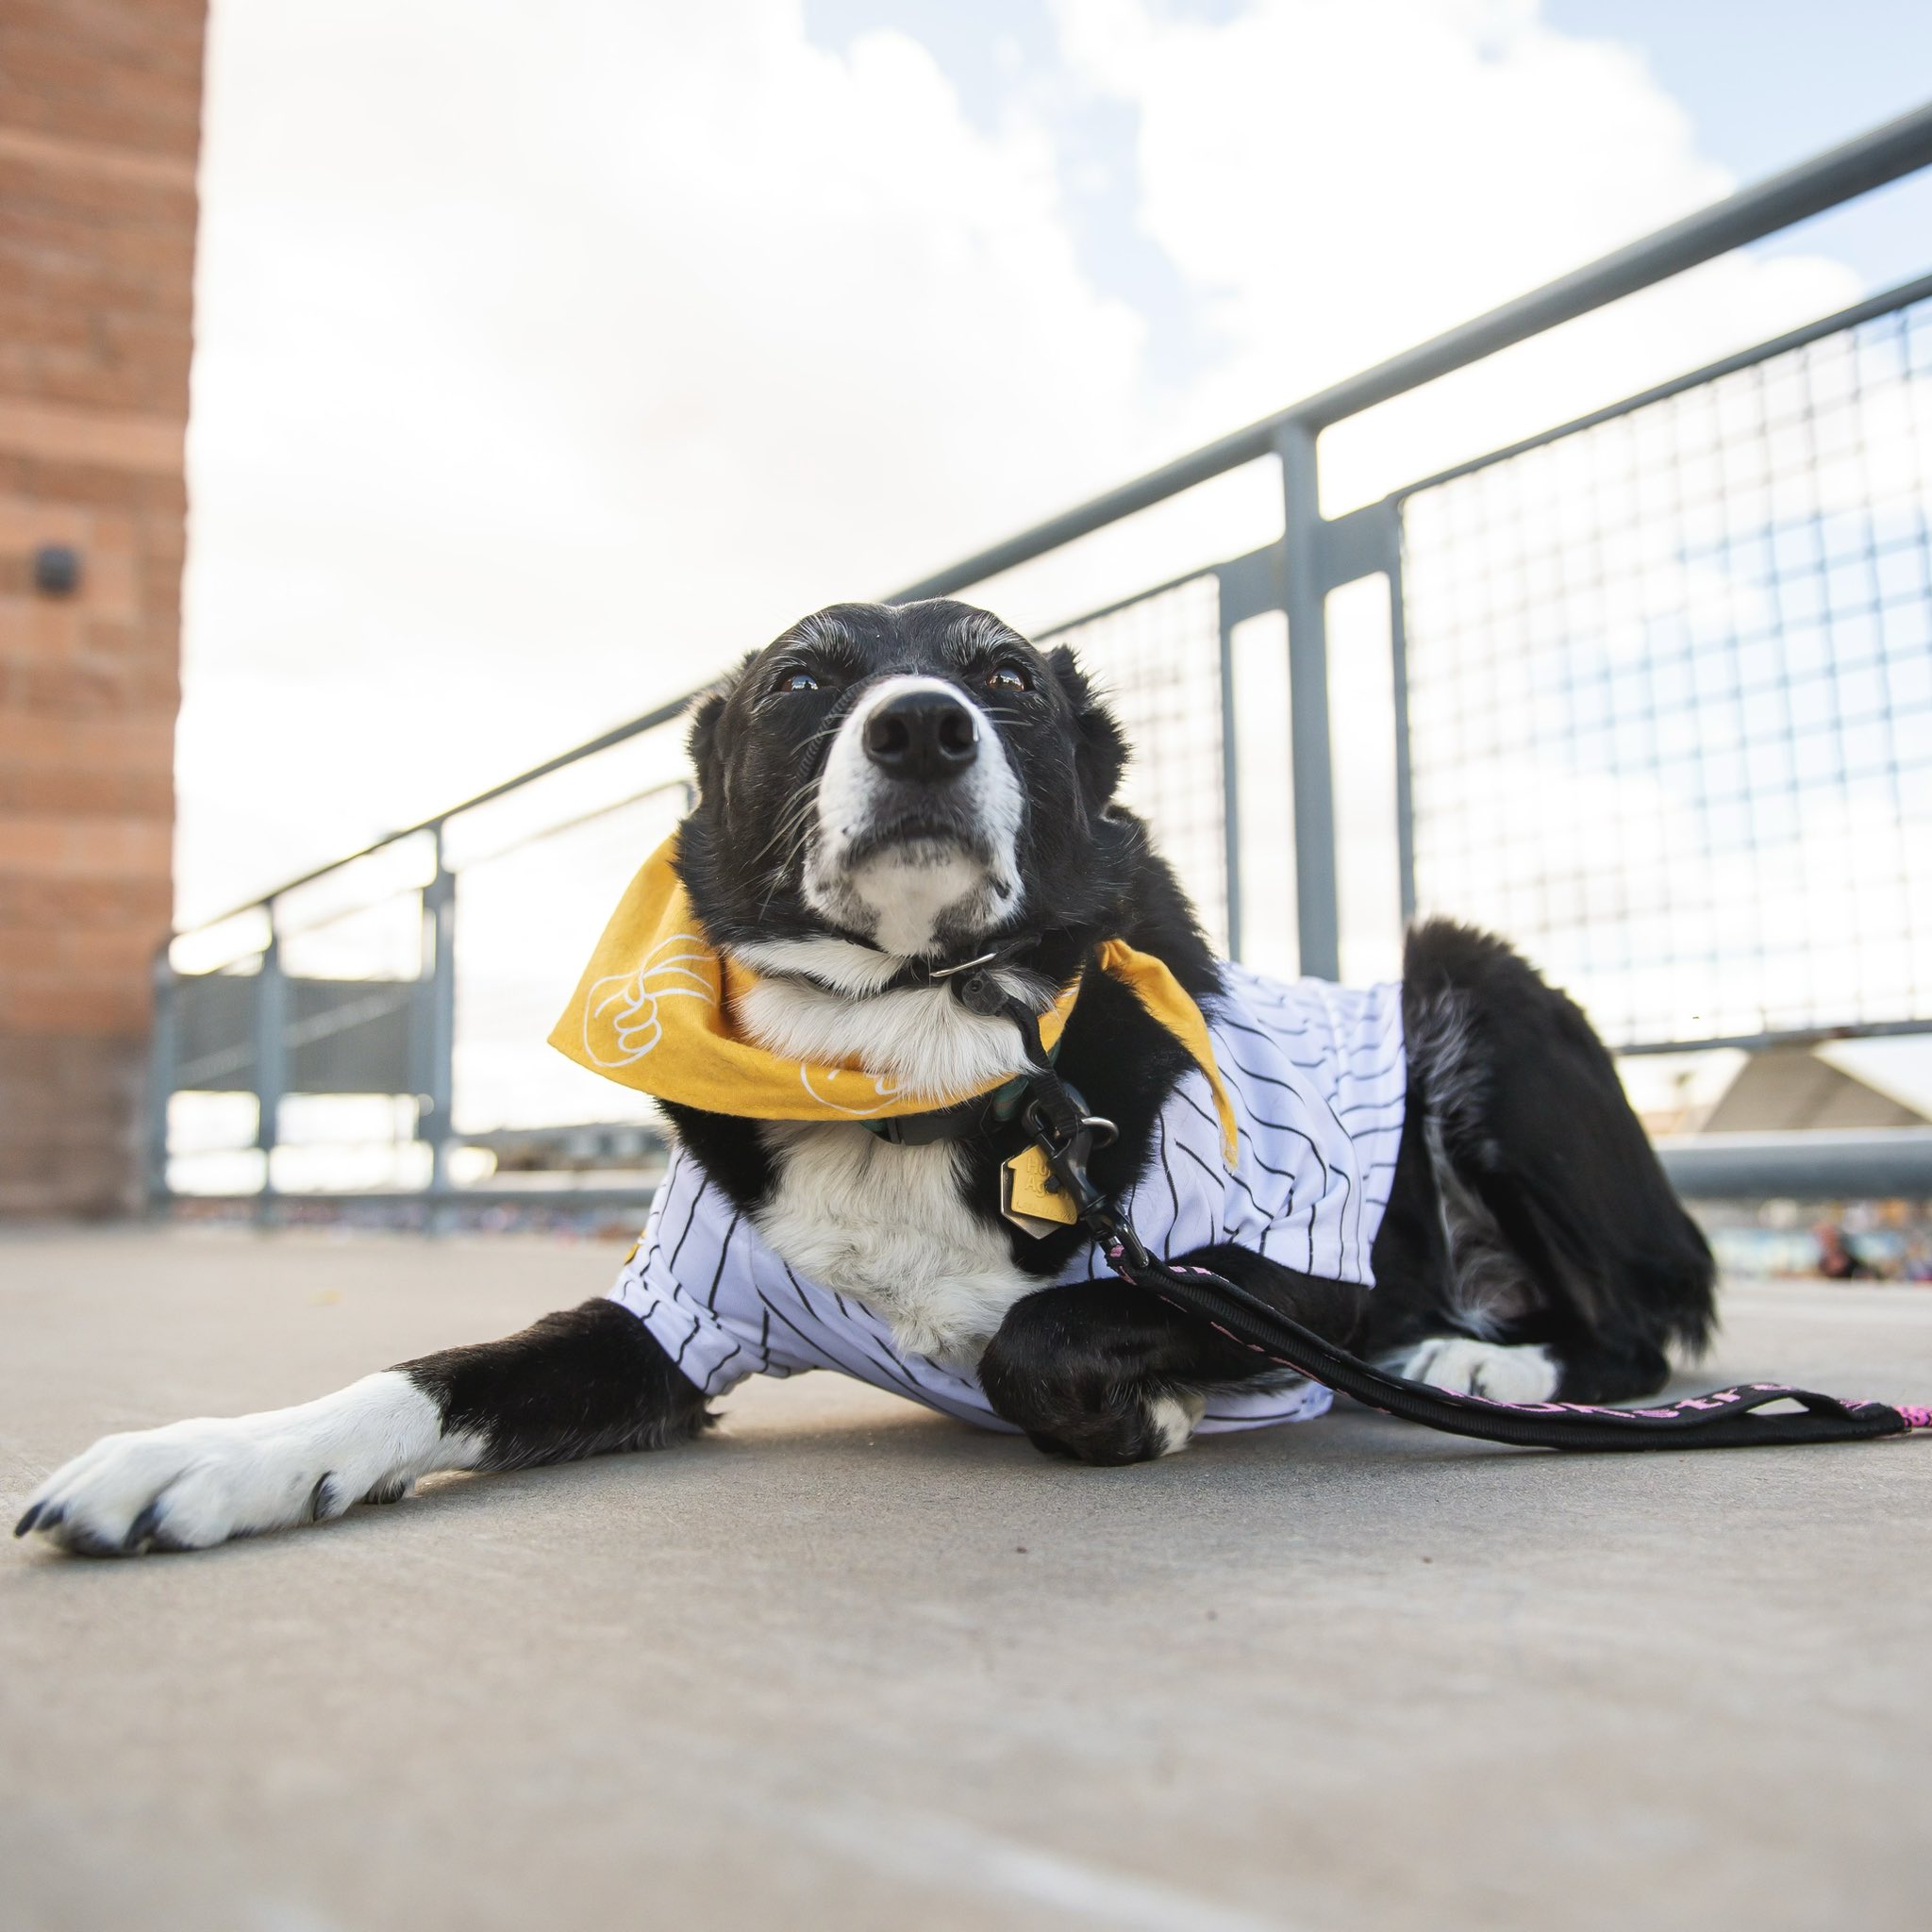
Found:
[582,935,717,1068]
[798,1063,904,1116]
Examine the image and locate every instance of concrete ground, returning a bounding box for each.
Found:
[2,1229,1927,1932]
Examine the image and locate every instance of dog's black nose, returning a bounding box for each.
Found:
[862,689,978,782]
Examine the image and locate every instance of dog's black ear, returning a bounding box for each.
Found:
[686,656,752,802]
[686,691,728,795]
[1046,644,1128,807]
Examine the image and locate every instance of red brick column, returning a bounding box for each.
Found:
[0,2,206,1215]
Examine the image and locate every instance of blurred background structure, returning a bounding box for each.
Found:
[0,0,204,1215]
[2,2,1931,1274]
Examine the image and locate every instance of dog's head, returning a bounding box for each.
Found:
[676,600,1133,964]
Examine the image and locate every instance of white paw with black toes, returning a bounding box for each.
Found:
[1401,1338,1559,1404]
[13,1372,477,1557]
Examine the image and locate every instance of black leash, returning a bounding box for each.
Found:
[958,972,1929,1454]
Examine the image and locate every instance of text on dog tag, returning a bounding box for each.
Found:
[1001,1145,1079,1237]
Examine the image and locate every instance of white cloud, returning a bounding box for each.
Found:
[1061,0,1725,374]
[1051,0,1862,503]
[183,0,1152,918]
[181,0,1876,934]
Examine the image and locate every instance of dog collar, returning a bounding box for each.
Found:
[858,1037,1062,1145]
[864,936,1041,998]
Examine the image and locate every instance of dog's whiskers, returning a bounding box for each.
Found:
[739,723,843,874]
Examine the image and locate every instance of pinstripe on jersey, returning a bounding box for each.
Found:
[606,963,1406,1436]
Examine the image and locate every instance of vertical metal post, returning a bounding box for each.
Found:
[254,908,285,1219]
[1276,419,1341,980]
[1386,525,1418,927]
[144,944,177,1214]
[1215,588,1244,962]
[420,832,458,1206]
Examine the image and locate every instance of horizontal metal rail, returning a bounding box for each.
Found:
[189,691,696,933]
[1658,1129,1932,1200]
[200,1188,668,1217]
[1392,267,1932,502]
[183,1129,1932,1212]
[1618,1020,1932,1059]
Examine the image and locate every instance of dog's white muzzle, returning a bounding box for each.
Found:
[804,675,1023,955]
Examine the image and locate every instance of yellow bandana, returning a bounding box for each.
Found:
[549,834,1238,1161]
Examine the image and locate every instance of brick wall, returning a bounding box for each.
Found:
[0,1,205,1215]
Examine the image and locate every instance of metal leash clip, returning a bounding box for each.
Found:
[1019,1089,1115,1224]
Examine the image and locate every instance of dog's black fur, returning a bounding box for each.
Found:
[18,598,1716,1553]
[396,600,1713,1470]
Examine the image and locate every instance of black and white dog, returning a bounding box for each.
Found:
[17,600,1714,1557]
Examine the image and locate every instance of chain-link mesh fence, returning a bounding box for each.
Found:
[1041,572,1231,951]
[1400,290,1932,1049]
[446,773,688,1140]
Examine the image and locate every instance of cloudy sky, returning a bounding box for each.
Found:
[178,0,1932,927]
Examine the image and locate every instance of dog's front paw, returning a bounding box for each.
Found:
[15,1420,332,1556]
[13,1372,455,1557]
[979,1283,1211,1465]
[1008,1389,1204,1466]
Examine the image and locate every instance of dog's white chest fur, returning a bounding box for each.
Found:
[731,932,1049,1362]
[753,1124,1034,1363]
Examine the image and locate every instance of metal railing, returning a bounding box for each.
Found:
[1398,275,1932,1051]
[154,103,1932,1212]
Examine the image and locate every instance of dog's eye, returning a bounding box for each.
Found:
[987,662,1032,694]
[774,671,821,694]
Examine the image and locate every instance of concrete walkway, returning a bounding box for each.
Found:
[3,1228,1927,1932]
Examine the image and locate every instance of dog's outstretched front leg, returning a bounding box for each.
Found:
[15,1300,706,1557]
[977,1247,1367,1465]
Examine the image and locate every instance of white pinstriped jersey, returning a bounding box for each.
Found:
[605,963,1407,1435]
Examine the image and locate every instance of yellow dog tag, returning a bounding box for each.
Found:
[1001,1145,1080,1238]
